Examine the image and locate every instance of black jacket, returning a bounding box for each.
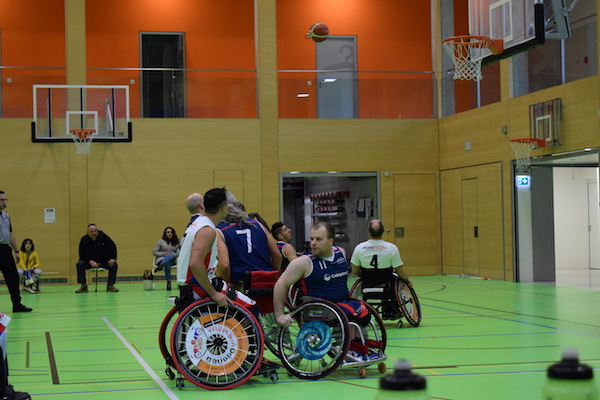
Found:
[78,231,117,263]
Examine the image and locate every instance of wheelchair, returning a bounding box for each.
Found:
[158,285,279,390]
[278,294,387,380]
[349,268,422,328]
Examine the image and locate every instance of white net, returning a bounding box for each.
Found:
[442,36,491,81]
[69,129,97,154]
[511,140,539,174]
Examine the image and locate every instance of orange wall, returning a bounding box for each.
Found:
[276,0,433,118]
[86,0,256,118]
[0,0,66,117]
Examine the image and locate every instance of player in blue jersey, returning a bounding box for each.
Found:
[273,221,368,329]
[271,221,299,271]
[217,202,281,285]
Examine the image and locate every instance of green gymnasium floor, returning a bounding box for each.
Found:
[3,275,600,399]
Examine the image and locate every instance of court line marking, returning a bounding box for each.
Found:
[102,317,179,400]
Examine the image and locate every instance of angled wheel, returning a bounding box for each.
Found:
[278,299,350,380]
[170,299,264,390]
[260,312,281,358]
[395,278,422,327]
[159,306,179,369]
[359,300,387,352]
[349,278,362,298]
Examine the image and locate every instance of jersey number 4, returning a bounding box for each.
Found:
[370,255,379,269]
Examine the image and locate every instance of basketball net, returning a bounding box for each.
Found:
[68,129,97,154]
[442,36,500,81]
[510,139,545,174]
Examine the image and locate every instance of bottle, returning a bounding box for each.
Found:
[543,348,598,400]
[376,359,431,400]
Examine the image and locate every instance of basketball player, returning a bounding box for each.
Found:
[270,221,299,270]
[177,189,255,310]
[273,221,368,329]
[217,202,281,285]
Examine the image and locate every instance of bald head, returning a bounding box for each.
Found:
[368,219,384,239]
[185,193,205,214]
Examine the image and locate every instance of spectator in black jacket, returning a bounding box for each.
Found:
[75,224,119,293]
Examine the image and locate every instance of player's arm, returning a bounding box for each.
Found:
[260,223,282,270]
[351,262,361,277]
[394,265,413,287]
[273,255,311,327]
[215,230,231,282]
[282,243,298,262]
[190,226,229,306]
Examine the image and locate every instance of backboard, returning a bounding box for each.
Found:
[32,85,132,143]
[469,0,572,65]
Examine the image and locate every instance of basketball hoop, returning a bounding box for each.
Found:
[442,35,503,81]
[510,138,545,173]
[68,129,97,154]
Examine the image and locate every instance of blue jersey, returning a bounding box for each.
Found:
[276,241,291,270]
[218,219,273,283]
[299,246,349,302]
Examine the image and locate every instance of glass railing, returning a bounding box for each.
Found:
[278,70,435,119]
[0,66,66,118]
[87,68,258,118]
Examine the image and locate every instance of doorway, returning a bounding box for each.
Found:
[140,32,186,118]
[515,149,600,289]
[316,36,358,118]
[280,172,379,254]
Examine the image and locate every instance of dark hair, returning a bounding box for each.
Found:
[248,212,269,229]
[0,191,4,194]
[162,226,180,245]
[368,220,385,238]
[312,221,335,239]
[20,238,35,252]
[203,188,228,214]
[271,221,284,238]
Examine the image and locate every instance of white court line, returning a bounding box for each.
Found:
[103,317,180,400]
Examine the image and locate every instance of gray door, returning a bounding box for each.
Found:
[316,36,358,118]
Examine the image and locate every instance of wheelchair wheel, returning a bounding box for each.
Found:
[278,299,350,380]
[359,300,387,351]
[260,312,281,358]
[158,306,179,375]
[349,279,362,298]
[170,299,264,390]
[395,279,422,327]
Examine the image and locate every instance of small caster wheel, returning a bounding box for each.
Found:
[397,320,404,328]
[270,371,278,383]
[165,368,175,380]
[378,362,387,373]
[358,366,367,378]
[176,377,185,389]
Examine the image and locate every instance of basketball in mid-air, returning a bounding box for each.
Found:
[306,22,329,42]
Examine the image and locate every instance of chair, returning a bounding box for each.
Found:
[152,256,177,281]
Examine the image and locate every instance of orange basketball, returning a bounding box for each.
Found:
[307,22,329,43]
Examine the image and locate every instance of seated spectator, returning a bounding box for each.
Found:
[153,227,180,291]
[75,224,119,293]
[16,239,42,294]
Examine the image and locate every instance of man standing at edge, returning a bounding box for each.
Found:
[0,191,32,313]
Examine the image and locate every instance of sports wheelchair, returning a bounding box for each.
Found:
[278,290,388,379]
[158,284,279,390]
[349,268,422,328]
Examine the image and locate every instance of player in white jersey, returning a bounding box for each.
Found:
[177,190,256,311]
[350,219,412,286]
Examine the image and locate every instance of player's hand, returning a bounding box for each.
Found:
[211,291,231,308]
[276,314,293,328]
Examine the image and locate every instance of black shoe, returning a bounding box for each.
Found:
[75,284,88,293]
[2,385,31,400]
[166,282,171,291]
[106,284,119,292]
[12,304,32,313]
